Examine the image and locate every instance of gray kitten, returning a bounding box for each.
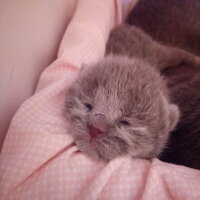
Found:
[64,24,200,161]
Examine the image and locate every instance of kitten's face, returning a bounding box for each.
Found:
[65,56,179,161]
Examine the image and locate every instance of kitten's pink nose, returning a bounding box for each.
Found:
[87,114,108,138]
[88,124,105,138]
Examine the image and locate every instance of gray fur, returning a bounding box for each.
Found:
[65,54,179,161]
[106,24,200,70]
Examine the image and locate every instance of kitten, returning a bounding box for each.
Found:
[127,0,200,169]
[64,24,200,161]
[65,55,179,161]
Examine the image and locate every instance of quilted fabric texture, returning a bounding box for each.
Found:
[0,0,200,199]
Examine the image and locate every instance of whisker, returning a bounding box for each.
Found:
[131,127,148,134]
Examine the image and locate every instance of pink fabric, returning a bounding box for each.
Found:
[1,0,200,199]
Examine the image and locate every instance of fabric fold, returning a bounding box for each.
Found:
[1,0,200,199]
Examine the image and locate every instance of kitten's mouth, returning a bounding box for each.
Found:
[88,134,106,148]
[90,140,98,148]
[89,136,100,146]
[88,128,104,144]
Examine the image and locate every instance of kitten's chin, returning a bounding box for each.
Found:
[75,139,103,161]
[74,136,125,161]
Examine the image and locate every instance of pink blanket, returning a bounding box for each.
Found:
[1,0,200,199]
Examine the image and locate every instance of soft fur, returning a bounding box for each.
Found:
[106,25,200,70]
[65,55,179,161]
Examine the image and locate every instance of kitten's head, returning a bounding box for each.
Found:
[64,55,179,161]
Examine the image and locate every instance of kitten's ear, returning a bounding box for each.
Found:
[168,104,180,131]
[156,45,200,71]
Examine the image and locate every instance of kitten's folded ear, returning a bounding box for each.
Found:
[168,104,180,131]
[155,45,200,71]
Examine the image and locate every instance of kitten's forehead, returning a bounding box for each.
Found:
[94,58,158,96]
[94,86,123,120]
[79,56,164,116]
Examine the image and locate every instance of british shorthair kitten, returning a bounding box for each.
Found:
[65,54,178,161]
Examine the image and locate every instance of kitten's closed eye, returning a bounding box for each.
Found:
[119,120,130,126]
[84,103,93,111]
